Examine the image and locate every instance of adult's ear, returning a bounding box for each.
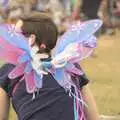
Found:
[28,34,36,46]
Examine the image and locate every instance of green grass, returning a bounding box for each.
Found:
[82,31,120,115]
[8,30,120,119]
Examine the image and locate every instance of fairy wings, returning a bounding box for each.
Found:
[0,19,103,94]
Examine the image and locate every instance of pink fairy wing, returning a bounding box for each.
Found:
[8,62,28,79]
[61,35,96,63]
[55,19,102,55]
[65,63,83,75]
[24,71,36,93]
[0,24,31,54]
[0,37,25,64]
[53,41,93,66]
[68,35,97,63]
[78,44,93,59]
[0,25,37,94]
[68,44,93,63]
[0,50,20,64]
[0,37,24,54]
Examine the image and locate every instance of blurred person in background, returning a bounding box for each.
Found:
[71,0,102,58]
[6,0,73,34]
[98,0,120,35]
[34,0,73,34]
[33,0,50,12]
[0,0,9,22]
[0,7,7,23]
[72,0,102,21]
[72,0,102,37]
[50,0,72,34]
[7,0,37,18]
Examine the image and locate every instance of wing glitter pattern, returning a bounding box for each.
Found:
[0,24,36,93]
[0,20,102,120]
[0,19,102,94]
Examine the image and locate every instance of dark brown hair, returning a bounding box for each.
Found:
[21,12,58,54]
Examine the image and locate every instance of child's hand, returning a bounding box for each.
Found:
[31,45,49,75]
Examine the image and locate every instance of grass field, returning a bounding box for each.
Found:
[82,30,120,116]
[8,30,120,119]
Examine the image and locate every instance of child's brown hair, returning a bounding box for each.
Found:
[21,12,58,54]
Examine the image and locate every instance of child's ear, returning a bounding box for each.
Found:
[28,34,36,46]
[15,20,23,32]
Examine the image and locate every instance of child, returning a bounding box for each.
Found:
[0,12,99,120]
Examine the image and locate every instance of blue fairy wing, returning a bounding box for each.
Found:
[0,0,8,6]
[55,19,102,55]
[0,24,31,55]
[0,24,36,93]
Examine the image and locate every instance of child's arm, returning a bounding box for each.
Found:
[0,87,10,120]
[81,85,99,120]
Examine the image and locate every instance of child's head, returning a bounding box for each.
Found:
[17,12,58,54]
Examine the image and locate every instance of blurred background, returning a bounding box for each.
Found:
[0,0,120,119]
